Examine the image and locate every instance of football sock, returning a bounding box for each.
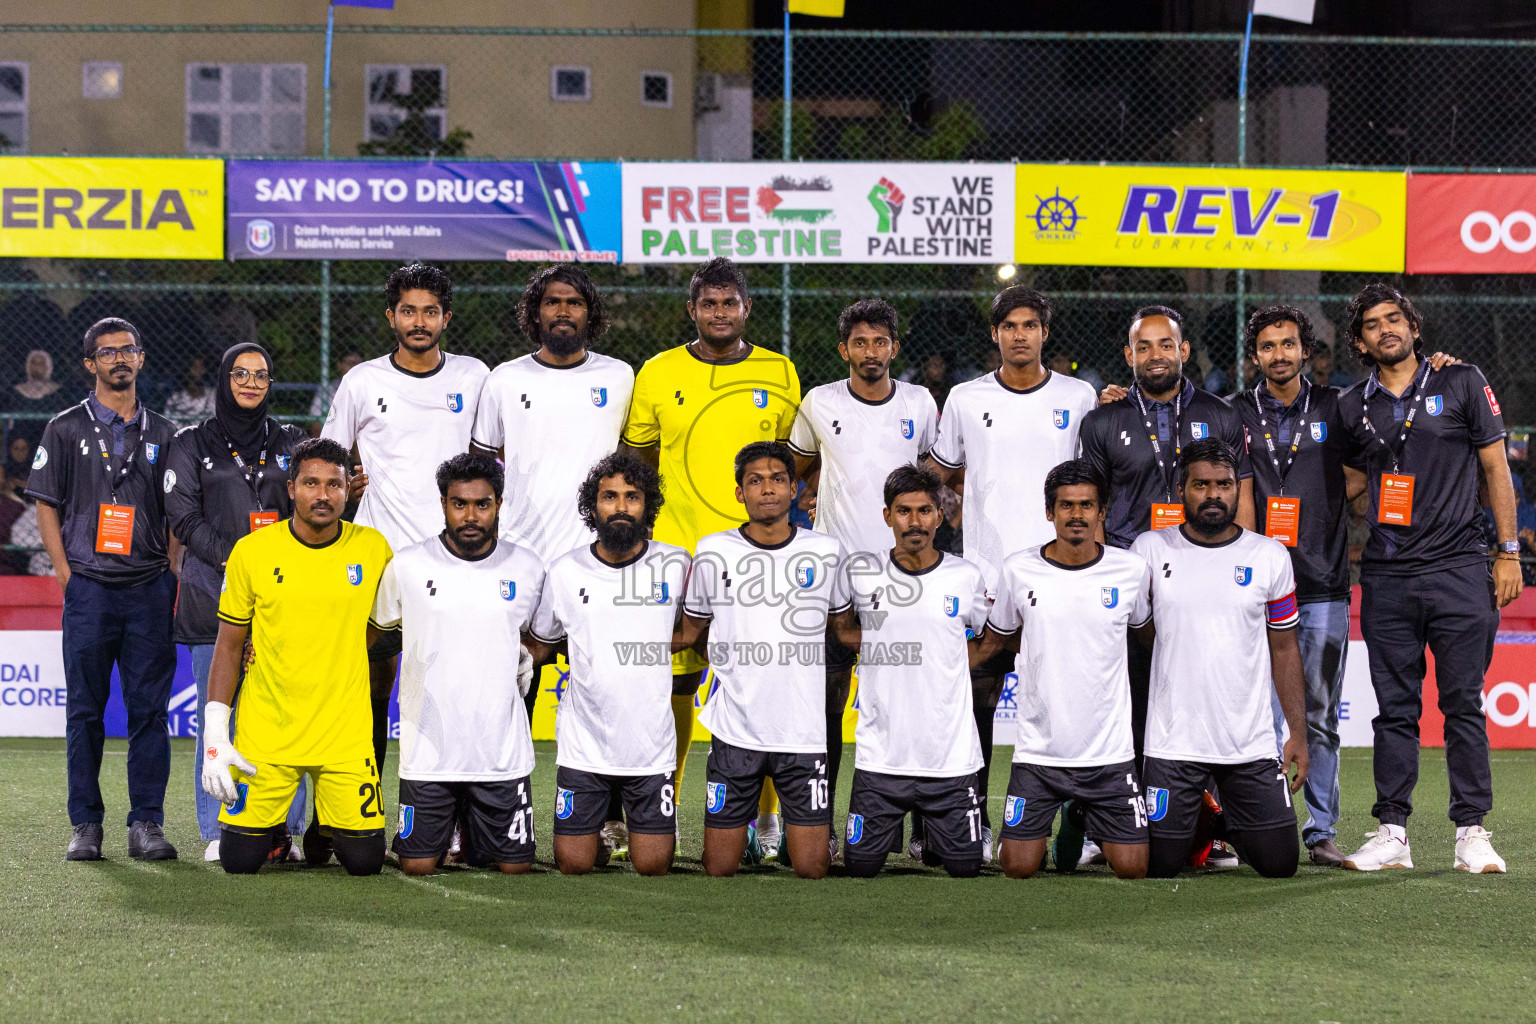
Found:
[671,693,695,790]
[1051,799,1087,873]
[760,781,779,817]
[973,702,996,828]
[332,830,387,876]
[825,711,845,818]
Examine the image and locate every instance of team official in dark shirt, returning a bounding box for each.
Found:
[165,343,309,863]
[24,318,178,863]
[1335,284,1520,875]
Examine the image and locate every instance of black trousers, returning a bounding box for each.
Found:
[1360,562,1499,828]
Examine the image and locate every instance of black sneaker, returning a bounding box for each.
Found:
[67,822,104,861]
[303,822,335,867]
[127,821,178,861]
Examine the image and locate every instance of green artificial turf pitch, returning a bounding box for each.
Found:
[3,739,1535,1022]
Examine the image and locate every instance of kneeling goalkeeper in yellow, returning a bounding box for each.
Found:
[200,438,394,875]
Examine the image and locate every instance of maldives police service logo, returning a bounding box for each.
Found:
[1425,395,1444,416]
[1101,587,1119,609]
[900,418,914,440]
[347,564,363,586]
[652,582,671,604]
[1189,422,1209,440]
[1004,795,1027,828]
[706,782,728,814]
[398,805,415,839]
[31,445,46,470]
[446,393,464,413]
[846,813,865,845]
[1310,421,1327,442]
[1234,566,1253,587]
[144,442,159,463]
[1145,787,1169,822]
[752,388,769,409]
[554,788,575,820]
[500,580,516,601]
[275,455,290,470]
[796,565,817,589]
[943,595,960,617]
[246,219,276,256]
[1053,409,1070,429]
[591,387,608,407]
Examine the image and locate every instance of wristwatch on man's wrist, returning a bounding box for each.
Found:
[1498,540,1520,556]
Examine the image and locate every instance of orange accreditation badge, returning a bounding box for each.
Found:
[1378,473,1415,526]
[1265,496,1301,547]
[1151,503,1185,530]
[95,503,136,555]
[249,511,279,532]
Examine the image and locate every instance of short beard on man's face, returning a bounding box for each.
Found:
[594,514,640,550]
[540,325,587,358]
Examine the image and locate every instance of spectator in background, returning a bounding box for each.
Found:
[1482,471,1536,586]
[307,348,364,436]
[162,354,217,429]
[905,350,955,410]
[1049,349,1105,393]
[1310,341,1356,388]
[0,481,24,573]
[5,436,34,494]
[6,350,72,451]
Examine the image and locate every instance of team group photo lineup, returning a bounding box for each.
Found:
[32,252,1523,881]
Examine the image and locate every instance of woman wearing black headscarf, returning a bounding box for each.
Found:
[166,343,308,862]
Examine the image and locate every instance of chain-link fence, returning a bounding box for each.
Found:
[5,24,1536,565]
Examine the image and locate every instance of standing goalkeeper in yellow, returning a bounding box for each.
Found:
[622,258,801,858]
[200,438,394,875]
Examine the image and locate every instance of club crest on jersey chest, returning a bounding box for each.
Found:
[900,418,914,439]
[1189,422,1209,440]
[591,387,608,407]
[1425,395,1443,416]
[500,580,516,600]
[1053,409,1070,429]
[446,393,464,413]
[1310,421,1327,442]
[1234,566,1253,586]
[1101,587,1119,608]
[796,565,816,589]
[752,388,769,409]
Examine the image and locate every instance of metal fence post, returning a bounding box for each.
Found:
[780,3,793,358]
[1234,2,1255,393]
[319,3,336,408]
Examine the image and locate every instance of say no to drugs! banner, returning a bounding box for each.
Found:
[227,160,621,262]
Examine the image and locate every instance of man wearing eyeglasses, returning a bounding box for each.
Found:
[25,317,180,863]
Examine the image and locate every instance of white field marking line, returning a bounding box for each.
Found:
[393,870,510,906]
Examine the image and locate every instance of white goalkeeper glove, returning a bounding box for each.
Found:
[200,700,256,807]
[517,643,535,698]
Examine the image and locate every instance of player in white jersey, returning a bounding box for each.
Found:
[675,442,857,879]
[978,460,1152,880]
[526,451,689,877]
[369,453,544,875]
[1129,438,1309,879]
[926,287,1098,858]
[786,299,937,846]
[472,265,633,566]
[842,464,989,878]
[321,264,490,780]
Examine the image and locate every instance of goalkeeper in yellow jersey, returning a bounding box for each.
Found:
[621,258,801,860]
[200,438,394,875]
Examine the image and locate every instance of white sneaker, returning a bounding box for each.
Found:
[980,826,994,865]
[1078,840,1104,868]
[203,839,221,862]
[829,833,841,862]
[907,838,924,862]
[286,840,303,862]
[1454,826,1507,874]
[601,819,629,862]
[757,813,782,860]
[1343,827,1414,871]
[447,823,465,865]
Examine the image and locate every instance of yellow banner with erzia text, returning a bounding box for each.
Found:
[0,157,224,259]
[1015,164,1404,272]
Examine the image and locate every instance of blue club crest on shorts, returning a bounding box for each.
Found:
[591,387,608,407]
[347,564,363,586]
[1101,587,1119,608]
[900,418,914,440]
[555,788,575,819]
[1425,395,1443,416]
[1004,795,1027,828]
[1145,787,1169,822]
[1053,409,1070,429]
[1189,422,1209,440]
[1309,421,1327,442]
[943,595,960,617]
[446,393,464,413]
[752,388,768,408]
[706,782,728,814]
[275,455,290,470]
[1234,566,1253,586]
[652,582,670,603]
[846,813,864,845]
[500,580,516,601]
[144,442,159,463]
[796,565,816,589]
[228,782,248,816]
[398,805,415,838]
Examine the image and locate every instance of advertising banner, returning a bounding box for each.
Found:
[622,162,1013,263]
[0,157,223,259]
[1014,164,1405,272]
[1405,173,1536,274]
[227,160,620,261]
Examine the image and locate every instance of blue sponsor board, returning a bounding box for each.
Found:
[227,160,620,262]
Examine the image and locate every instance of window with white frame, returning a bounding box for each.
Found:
[185,63,306,154]
[0,63,28,153]
[82,62,122,99]
[364,65,447,143]
[551,66,591,102]
[640,71,673,109]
